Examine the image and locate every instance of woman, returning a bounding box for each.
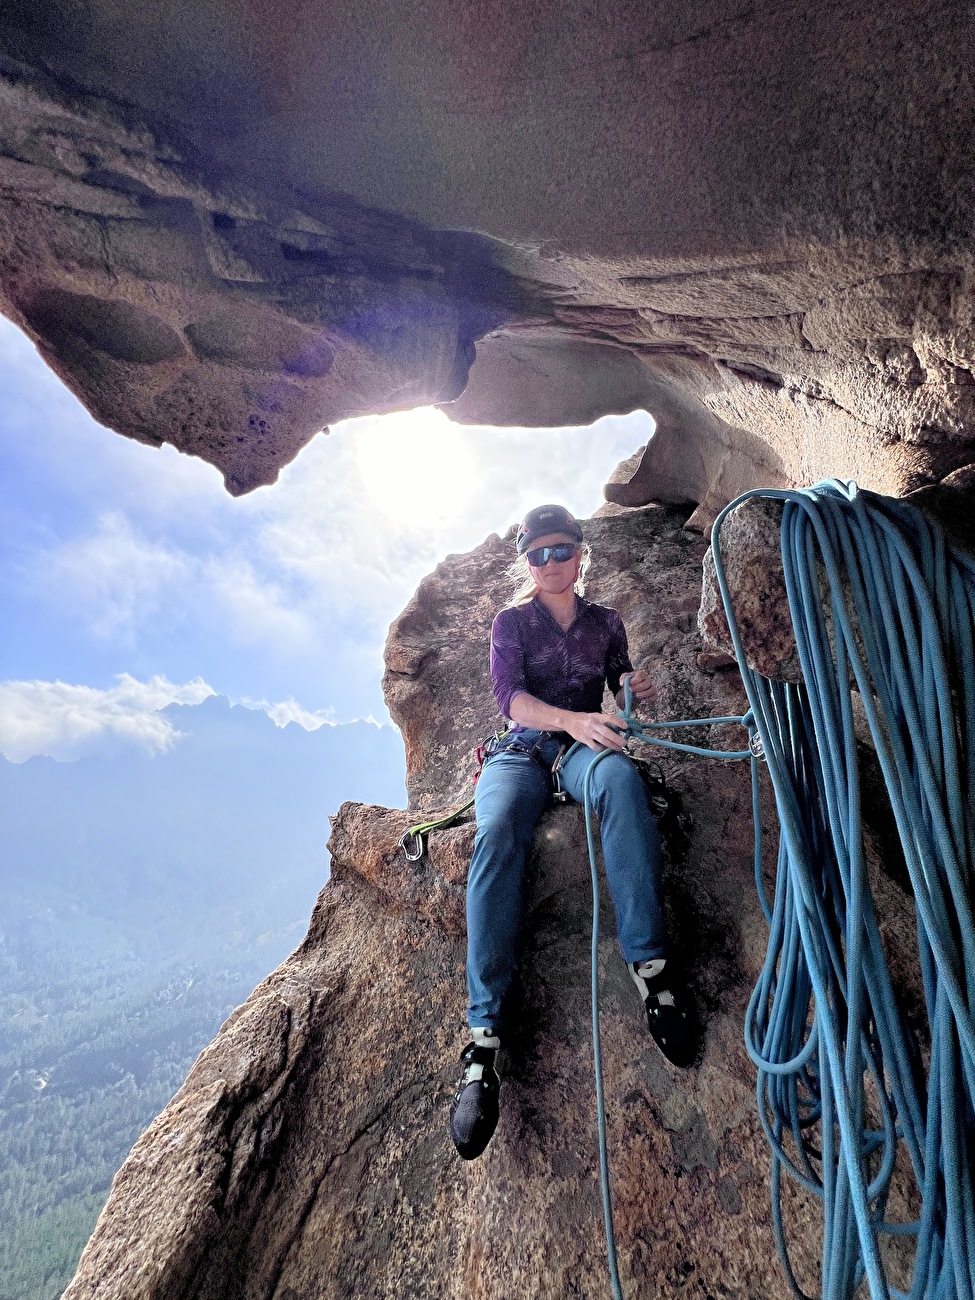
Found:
[449,504,695,1162]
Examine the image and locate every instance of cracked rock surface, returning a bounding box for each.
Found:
[65,506,924,1298]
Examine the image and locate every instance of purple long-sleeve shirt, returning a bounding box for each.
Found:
[490,595,632,726]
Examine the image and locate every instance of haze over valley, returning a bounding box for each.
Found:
[0,696,404,1299]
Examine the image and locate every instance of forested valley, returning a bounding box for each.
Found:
[0,698,404,1298]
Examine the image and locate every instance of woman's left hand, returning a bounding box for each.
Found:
[621,670,657,708]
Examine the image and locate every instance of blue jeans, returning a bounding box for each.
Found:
[466,729,669,1030]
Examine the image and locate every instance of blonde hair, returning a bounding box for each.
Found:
[506,541,591,607]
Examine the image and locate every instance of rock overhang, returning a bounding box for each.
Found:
[1,1,975,512]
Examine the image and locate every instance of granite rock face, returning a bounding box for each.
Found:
[698,487,975,680]
[4,5,967,1289]
[698,496,805,682]
[64,506,924,1298]
[3,3,975,504]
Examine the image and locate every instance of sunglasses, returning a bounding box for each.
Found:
[526,542,578,567]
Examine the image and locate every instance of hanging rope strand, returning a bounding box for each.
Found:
[421,481,972,1299]
[576,689,757,1300]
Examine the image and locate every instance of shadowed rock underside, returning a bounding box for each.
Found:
[3,3,967,1293]
[2,2,975,508]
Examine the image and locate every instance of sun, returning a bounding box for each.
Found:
[354,407,475,527]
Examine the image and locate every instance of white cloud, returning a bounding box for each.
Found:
[30,512,314,654]
[0,674,215,762]
[200,555,313,650]
[35,512,192,641]
[247,697,337,730]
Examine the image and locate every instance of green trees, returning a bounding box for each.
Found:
[0,957,261,1299]
[0,701,407,1296]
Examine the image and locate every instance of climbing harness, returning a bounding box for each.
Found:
[401,729,690,854]
[400,728,569,859]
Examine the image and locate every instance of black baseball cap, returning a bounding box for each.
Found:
[516,504,584,554]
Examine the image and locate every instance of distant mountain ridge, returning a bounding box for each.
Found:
[1,694,406,961]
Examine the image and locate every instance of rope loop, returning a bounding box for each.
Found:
[711,481,975,1300]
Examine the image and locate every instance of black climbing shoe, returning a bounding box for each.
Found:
[449,1029,502,1160]
[630,961,697,1068]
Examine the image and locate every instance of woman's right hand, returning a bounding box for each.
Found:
[565,711,627,753]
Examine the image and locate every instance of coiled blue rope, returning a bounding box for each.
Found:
[710,481,975,1300]
[575,481,973,1299]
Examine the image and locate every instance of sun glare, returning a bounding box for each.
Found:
[354,408,475,527]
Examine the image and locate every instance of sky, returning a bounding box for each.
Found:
[0,316,654,763]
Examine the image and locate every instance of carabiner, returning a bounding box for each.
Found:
[550,744,569,803]
[400,829,427,862]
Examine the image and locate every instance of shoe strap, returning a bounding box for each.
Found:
[632,964,677,1008]
[471,1027,500,1049]
[647,987,677,1009]
[462,1043,498,1068]
[634,958,667,981]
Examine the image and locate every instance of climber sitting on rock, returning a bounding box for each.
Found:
[449,503,696,1161]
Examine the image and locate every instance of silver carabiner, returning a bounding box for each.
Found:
[551,744,569,803]
[400,829,426,861]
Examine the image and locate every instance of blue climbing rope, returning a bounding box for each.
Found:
[710,481,975,1300]
[570,687,757,1300]
[576,481,974,1300]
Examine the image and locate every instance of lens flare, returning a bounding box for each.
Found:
[354,408,475,528]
